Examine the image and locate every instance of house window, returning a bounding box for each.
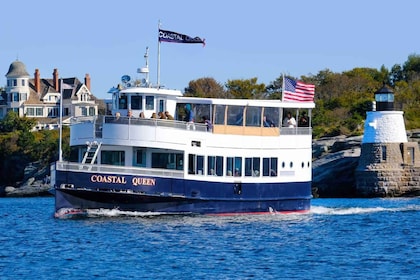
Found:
[26,108,35,116]
[21,80,25,86]
[89,107,95,116]
[81,107,87,116]
[12,92,19,102]
[35,108,43,116]
[13,79,17,86]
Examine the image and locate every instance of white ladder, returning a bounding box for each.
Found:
[82,142,102,164]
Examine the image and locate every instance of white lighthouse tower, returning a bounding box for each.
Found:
[356,84,420,197]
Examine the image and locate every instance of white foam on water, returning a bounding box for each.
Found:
[310,204,420,215]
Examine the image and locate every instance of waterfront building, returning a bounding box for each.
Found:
[0,60,98,127]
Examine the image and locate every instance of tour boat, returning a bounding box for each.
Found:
[53,49,315,217]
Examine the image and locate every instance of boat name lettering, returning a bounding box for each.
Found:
[91,175,127,184]
[132,177,156,186]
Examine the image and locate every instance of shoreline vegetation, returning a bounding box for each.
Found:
[2,54,420,197]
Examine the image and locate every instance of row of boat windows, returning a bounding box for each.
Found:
[94,150,310,177]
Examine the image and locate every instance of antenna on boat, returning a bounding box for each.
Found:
[137,47,150,87]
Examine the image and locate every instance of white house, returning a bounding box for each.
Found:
[0,60,98,123]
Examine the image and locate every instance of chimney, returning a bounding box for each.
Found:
[34,69,41,93]
[85,73,91,91]
[53,68,59,91]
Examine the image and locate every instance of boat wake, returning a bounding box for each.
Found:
[310,204,420,215]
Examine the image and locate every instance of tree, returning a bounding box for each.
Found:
[184,77,226,98]
[225,78,266,99]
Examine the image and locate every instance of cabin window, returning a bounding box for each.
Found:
[245,107,262,127]
[119,95,127,109]
[146,96,154,110]
[245,157,260,177]
[214,105,226,125]
[133,149,146,167]
[226,156,242,176]
[188,154,204,175]
[159,99,165,113]
[227,106,244,126]
[263,157,278,177]
[131,96,142,110]
[101,151,125,166]
[263,107,280,127]
[207,156,223,176]
[152,152,183,169]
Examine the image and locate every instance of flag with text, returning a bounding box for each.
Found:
[159,29,205,46]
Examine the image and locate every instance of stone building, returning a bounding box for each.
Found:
[0,60,98,126]
[355,85,420,197]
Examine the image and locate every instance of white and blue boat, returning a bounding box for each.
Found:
[53,49,315,217]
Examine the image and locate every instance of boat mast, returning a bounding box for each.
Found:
[157,20,161,88]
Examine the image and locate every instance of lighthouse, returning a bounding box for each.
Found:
[355,84,420,197]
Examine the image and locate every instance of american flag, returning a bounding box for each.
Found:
[283,77,315,102]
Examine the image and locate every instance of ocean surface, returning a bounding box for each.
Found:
[0,197,419,280]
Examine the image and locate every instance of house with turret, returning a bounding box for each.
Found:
[0,60,98,126]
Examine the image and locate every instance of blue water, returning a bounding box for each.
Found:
[0,197,419,279]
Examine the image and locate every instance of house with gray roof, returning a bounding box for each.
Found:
[0,60,98,125]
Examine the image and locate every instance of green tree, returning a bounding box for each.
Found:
[225,78,266,99]
[184,77,226,98]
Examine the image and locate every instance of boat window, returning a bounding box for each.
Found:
[263,157,278,177]
[213,105,226,125]
[133,148,146,167]
[195,104,212,124]
[119,95,127,109]
[245,107,262,127]
[227,106,244,126]
[245,157,260,177]
[159,99,165,112]
[101,151,125,166]
[207,156,223,176]
[188,154,204,175]
[226,157,242,176]
[151,152,183,169]
[263,107,280,127]
[131,96,142,110]
[146,96,154,110]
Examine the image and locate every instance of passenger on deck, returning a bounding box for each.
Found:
[202,116,212,131]
[139,112,145,118]
[158,112,166,119]
[165,111,174,120]
[151,112,157,119]
[185,104,194,122]
[282,112,297,127]
[114,112,121,122]
[263,115,274,127]
[298,112,309,127]
[127,110,133,118]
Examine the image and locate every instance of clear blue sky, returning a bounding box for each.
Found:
[2,0,419,99]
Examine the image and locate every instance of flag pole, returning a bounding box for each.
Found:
[59,79,63,162]
[157,20,161,88]
[281,73,285,102]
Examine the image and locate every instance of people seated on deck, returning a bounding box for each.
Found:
[114,112,121,122]
[151,112,157,119]
[139,112,145,118]
[282,112,297,127]
[165,111,174,120]
[127,110,133,118]
[158,112,166,119]
[263,115,274,127]
[298,112,309,127]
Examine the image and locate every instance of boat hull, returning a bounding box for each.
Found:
[54,169,311,215]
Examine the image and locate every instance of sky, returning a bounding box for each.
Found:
[2,0,420,99]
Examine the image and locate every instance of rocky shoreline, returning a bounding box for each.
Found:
[1,135,419,198]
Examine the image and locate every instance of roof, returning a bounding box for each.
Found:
[5,60,30,78]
